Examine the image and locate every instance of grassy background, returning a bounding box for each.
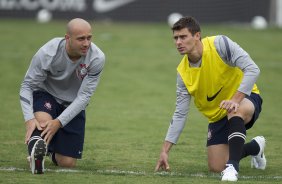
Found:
[0,19,282,183]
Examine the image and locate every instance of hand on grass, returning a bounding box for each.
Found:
[155,151,170,172]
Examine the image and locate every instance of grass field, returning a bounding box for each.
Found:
[0,19,282,183]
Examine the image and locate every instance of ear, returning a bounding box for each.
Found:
[195,32,201,40]
[65,34,70,40]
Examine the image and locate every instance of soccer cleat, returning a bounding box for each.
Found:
[221,164,238,182]
[30,139,47,174]
[251,136,266,170]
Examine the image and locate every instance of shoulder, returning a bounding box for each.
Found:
[39,37,65,57]
[214,35,238,49]
[214,35,237,59]
[214,35,227,46]
[32,37,64,66]
[88,42,106,65]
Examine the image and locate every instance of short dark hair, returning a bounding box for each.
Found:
[172,16,201,36]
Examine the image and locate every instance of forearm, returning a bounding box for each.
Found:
[231,91,246,104]
[165,94,189,144]
[20,83,35,122]
[58,74,101,126]
[165,117,187,144]
[161,141,174,153]
[57,96,88,126]
[20,54,47,122]
[165,74,190,144]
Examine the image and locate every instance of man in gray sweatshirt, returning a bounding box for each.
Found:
[20,18,105,174]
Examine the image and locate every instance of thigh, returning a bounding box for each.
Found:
[228,93,263,129]
[207,117,229,146]
[34,112,52,126]
[49,110,86,159]
[33,91,62,120]
[228,98,255,123]
[244,93,263,129]
[33,91,62,127]
[207,144,229,172]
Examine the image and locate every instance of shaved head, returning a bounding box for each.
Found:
[66,18,92,35]
[65,18,93,61]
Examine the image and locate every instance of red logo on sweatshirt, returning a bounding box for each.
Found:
[77,64,89,80]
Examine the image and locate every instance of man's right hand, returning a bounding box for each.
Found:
[155,141,173,172]
[155,151,170,172]
[25,118,42,144]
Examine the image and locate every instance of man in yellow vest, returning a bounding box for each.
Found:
[155,16,266,181]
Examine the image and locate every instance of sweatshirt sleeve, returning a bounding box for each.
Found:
[19,50,48,122]
[165,73,191,144]
[57,54,105,127]
[214,35,260,95]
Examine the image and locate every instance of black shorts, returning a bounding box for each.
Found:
[206,93,263,146]
[33,91,86,158]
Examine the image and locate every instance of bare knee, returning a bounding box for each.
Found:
[227,98,255,123]
[58,160,76,168]
[55,154,77,168]
[207,144,229,173]
[208,162,225,173]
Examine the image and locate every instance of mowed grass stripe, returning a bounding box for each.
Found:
[1,167,282,181]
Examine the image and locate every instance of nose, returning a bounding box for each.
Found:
[175,37,182,45]
[82,39,90,47]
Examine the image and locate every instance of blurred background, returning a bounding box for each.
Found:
[1,1,282,183]
[0,0,281,28]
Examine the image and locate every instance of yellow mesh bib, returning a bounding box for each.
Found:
[177,36,259,122]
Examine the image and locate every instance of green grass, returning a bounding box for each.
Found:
[0,19,282,183]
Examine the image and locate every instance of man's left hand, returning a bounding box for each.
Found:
[220,100,239,113]
[41,119,62,144]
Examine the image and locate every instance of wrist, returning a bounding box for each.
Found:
[162,141,173,153]
[55,119,63,128]
[231,91,246,103]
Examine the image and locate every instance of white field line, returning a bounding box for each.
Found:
[0,167,282,180]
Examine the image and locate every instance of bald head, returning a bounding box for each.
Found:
[66,18,92,35]
[65,18,93,61]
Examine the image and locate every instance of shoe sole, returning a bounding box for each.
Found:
[31,139,47,174]
[222,178,238,182]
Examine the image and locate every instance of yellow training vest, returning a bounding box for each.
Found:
[177,36,259,122]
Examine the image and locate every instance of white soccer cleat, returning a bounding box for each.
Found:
[30,139,47,174]
[251,136,266,170]
[221,164,238,182]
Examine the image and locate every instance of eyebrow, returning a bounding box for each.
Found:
[173,35,187,39]
[77,35,92,39]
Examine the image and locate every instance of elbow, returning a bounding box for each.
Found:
[257,67,260,76]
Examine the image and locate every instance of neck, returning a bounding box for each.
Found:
[68,54,81,62]
[65,45,80,62]
[188,41,203,64]
[188,54,201,64]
